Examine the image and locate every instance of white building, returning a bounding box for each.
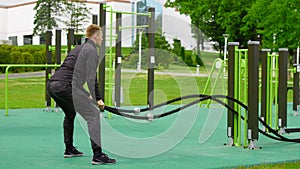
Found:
[0,0,215,51]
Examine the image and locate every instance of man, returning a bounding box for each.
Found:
[47,24,116,165]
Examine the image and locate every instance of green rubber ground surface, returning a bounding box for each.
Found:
[1,104,300,169]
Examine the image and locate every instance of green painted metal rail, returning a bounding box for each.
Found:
[233,47,248,147]
[200,58,226,108]
[2,64,60,116]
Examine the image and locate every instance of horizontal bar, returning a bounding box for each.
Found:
[119,25,149,30]
[236,49,248,52]
[4,64,61,116]
[106,10,151,16]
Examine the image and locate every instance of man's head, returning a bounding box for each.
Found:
[86,24,102,46]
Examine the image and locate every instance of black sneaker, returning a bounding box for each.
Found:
[64,147,83,158]
[91,153,116,165]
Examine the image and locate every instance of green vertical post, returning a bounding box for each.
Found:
[268,53,274,128]
[147,7,155,107]
[278,48,289,132]
[108,5,114,107]
[227,42,239,145]
[243,50,249,147]
[247,41,260,148]
[293,52,299,115]
[274,53,279,130]
[236,49,242,146]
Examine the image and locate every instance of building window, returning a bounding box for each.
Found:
[9,36,18,46]
[23,35,33,45]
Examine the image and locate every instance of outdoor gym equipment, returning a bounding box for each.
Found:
[98,3,154,108]
[227,41,300,149]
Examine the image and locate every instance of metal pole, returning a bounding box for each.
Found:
[55,29,62,112]
[247,41,260,147]
[147,7,155,107]
[138,30,143,71]
[278,48,289,133]
[99,3,106,102]
[55,29,61,65]
[92,14,98,24]
[115,12,122,107]
[108,5,114,107]
[260,49,271,131]
[67,28,74,53]
[45,30,52,111]
[227,42,239,146]
[223,34,229,61]
[293,51,299,116]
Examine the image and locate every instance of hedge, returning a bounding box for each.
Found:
[0,44,50,73]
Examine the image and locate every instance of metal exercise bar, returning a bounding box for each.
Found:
[227,42,239,145]
[115,12,122,107]
[247,41,260,146]
[4,64,60,116]
[45,30,52,109]
[99,3,106,103]
[260,49,271,131]
[147,7,155,107]
[278,48,289,132]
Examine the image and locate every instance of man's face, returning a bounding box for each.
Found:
[95,31,103,46]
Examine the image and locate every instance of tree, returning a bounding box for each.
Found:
[34,0,92,37]
[131,31,148,53]
[61,0,91,33]
[129,30,172,69]
[165,0,254,50]
[165,0,300,51]
[33,0,68,35]
[243,0,300,50]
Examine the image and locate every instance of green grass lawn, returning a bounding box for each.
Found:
[0,71,212,109]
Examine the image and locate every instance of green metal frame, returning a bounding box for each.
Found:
[1,64,60,116]
[266,53,279,130]
[104,5,150,107]
[201,58,226,108]
[233,47,248,147]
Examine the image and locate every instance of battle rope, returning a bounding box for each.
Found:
[103,94,300,143]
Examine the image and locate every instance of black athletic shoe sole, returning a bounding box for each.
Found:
[64,154,83,158]
[91,160,116,165]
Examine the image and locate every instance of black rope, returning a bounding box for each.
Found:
[103,94,300,143]
[107,94,209,114]
[104,95,212,120]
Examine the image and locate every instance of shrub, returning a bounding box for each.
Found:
[0,45,46,72]
[10,51,24,73]
[23,52,34,71]
[184,52,194,66]
[0,45,13,72]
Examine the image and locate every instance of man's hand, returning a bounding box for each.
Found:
[97,99,105,110]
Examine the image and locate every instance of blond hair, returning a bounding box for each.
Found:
[85,24,102,38]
